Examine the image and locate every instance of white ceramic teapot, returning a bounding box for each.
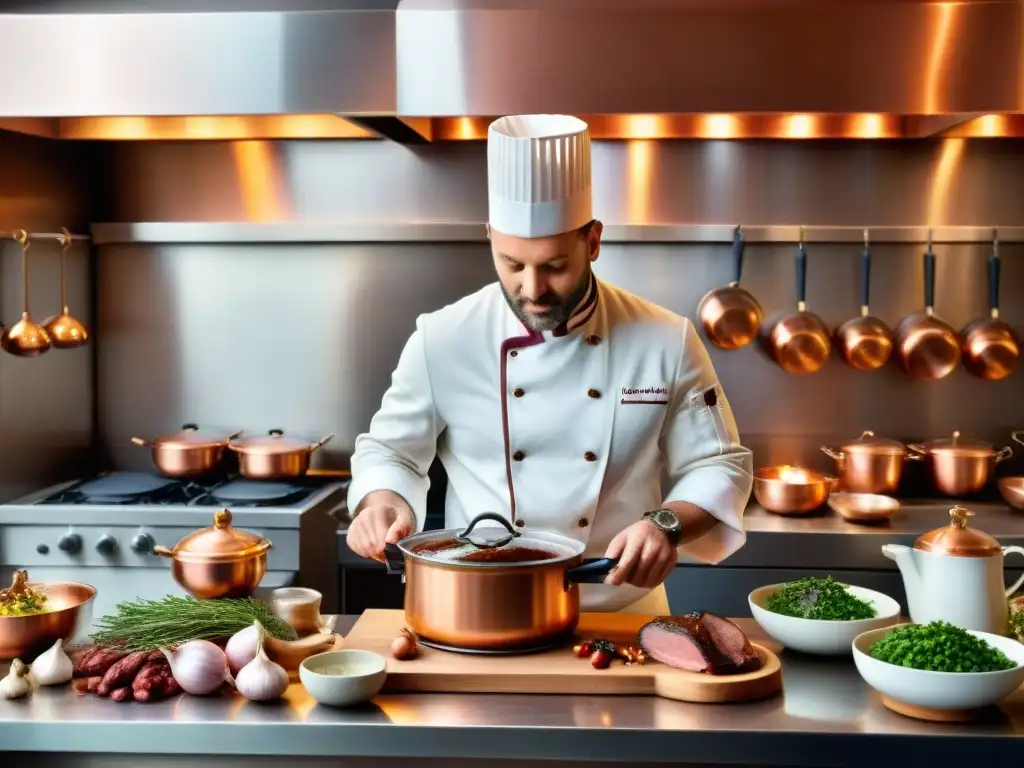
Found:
[882,505,1024,635]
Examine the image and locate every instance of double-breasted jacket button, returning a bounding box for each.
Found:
[512,387,525,397]
[577,518,589,528]
[509,350,518,357]
[584,451,597,462]
[585,334,601,346]
[512,450,525,461]
[515,519,526,528]
[587,388,601,399]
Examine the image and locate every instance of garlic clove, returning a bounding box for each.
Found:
[0,659,33,699]
[29,638,74,686]
[234,625,290,702]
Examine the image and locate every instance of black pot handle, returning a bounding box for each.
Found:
[565,557,620,584]
[457,512,520,549]
[383,543,404,575]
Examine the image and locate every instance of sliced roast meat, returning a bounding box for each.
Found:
[696,612,762,672]
[638,612,761,675]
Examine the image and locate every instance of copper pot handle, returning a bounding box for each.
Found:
[907,443,926,455]
[130,437,151,447]
[152,545,173,557]
[309,433,334,452]
[995,446,1014,463]
[821,447,844,461]
[1012,431,1024,448]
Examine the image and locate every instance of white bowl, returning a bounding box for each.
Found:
[299,650,387,708]
[853,625,1024,710]
[749,583,900,655]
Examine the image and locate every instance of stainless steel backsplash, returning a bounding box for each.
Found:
[97,139,1024,485]
[0,130,94,501]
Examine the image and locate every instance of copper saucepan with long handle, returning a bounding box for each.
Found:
[763,227,831,374]
[834,229,893,371]
[895,233,960,380]
[697,225,764,350]
[960,229,1020,381]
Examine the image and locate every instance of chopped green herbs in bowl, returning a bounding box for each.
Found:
[764,577,876,621]
[749,578,900,656]
[853,622,1024,710]
[867,621,1015,673]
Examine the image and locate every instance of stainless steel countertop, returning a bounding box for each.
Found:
[1,617,1022,764]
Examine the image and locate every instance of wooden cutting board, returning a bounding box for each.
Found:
[342,609,782,703]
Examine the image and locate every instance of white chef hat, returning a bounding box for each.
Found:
[487,114,593,239]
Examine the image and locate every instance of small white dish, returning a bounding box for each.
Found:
[299,649,387,708]
[852,625,1024,710]
[749,583,900,655]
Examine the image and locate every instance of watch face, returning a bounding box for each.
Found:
[653,509,679,530]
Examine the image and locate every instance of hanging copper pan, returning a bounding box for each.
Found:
[834,229,893,371]
[960,229,1020,381]
[895,233,960,381]
[697,225,764,350]
[763,227,831,374]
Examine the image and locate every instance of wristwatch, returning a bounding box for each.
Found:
[643,508,683,546]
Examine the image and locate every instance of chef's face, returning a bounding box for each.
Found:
[489,220,603,331]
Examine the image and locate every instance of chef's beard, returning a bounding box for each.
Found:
[501,266,593,332]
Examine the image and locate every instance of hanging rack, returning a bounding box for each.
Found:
[2,230,91,244]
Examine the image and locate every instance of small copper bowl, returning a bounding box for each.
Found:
[753,465,836,516]
[998,477,1024,511]
[828,492,899,524]
[0,581,96,660]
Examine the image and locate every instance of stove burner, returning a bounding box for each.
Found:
[36,471,338,508]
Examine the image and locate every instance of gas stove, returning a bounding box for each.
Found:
[0,471,348,635]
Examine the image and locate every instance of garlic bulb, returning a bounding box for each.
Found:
[234,623,289,702]
[225,622,261,675]
[30,638,73,686]
[161,640,232,696]
[0,659,32,699]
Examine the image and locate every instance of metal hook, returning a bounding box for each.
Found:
[12,229,29,249]
[926,228,933,252]
[993,227,999,256]
[57,226,72,250]
[798,226,805,247]
[734,224,742,236]
[863,228,869,249]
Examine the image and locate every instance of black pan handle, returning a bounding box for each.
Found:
[923,247,936,310]
[795,240,807,306]
[731,226,745,285]
[860,246,872,311]
[383,543,404,575]
[989,249,1001,315]
[457,511,520,549]
[565,557,620,584]
[182,423,199,431]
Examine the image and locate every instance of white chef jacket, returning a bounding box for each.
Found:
[348,276,753,612]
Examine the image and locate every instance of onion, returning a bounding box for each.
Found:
[225,622,262,675]
[161,640,232,695]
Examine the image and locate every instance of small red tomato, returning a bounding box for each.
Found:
[590,649,612,669]
[574,641,593,658]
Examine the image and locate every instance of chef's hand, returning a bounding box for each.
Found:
[603,520,677,589]
[347,495,415,563]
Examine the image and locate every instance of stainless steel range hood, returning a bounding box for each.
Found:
[0,0,398,117]
[396,0,1024,117]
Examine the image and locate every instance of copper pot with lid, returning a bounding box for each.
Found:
[228,430,334,480]
[907,431,1013,496]
[820,430,916,495]
[131,423,241,478]
[383,512,618,653]
[153,509,272,599]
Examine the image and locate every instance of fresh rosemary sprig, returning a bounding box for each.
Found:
[90,596,297,651]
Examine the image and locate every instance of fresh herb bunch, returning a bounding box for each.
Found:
[869,621,1016,673]
[90,596,297,651]
[764,576,876,621]
[1009,599,1024,643]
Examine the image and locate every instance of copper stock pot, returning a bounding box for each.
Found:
[153,509,272,599]
[228,429,334,480]
[383,512,618,653]
[907,430,1013,496]
[131,423,241,478]
[820,430,915,495]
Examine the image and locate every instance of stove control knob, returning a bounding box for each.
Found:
[131,533,155,554]
[95,535,119,556]
[58,533,82,554]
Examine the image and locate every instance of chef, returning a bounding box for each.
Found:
[346,114,753,614]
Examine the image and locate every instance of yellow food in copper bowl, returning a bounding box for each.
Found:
[0,571,96,660]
